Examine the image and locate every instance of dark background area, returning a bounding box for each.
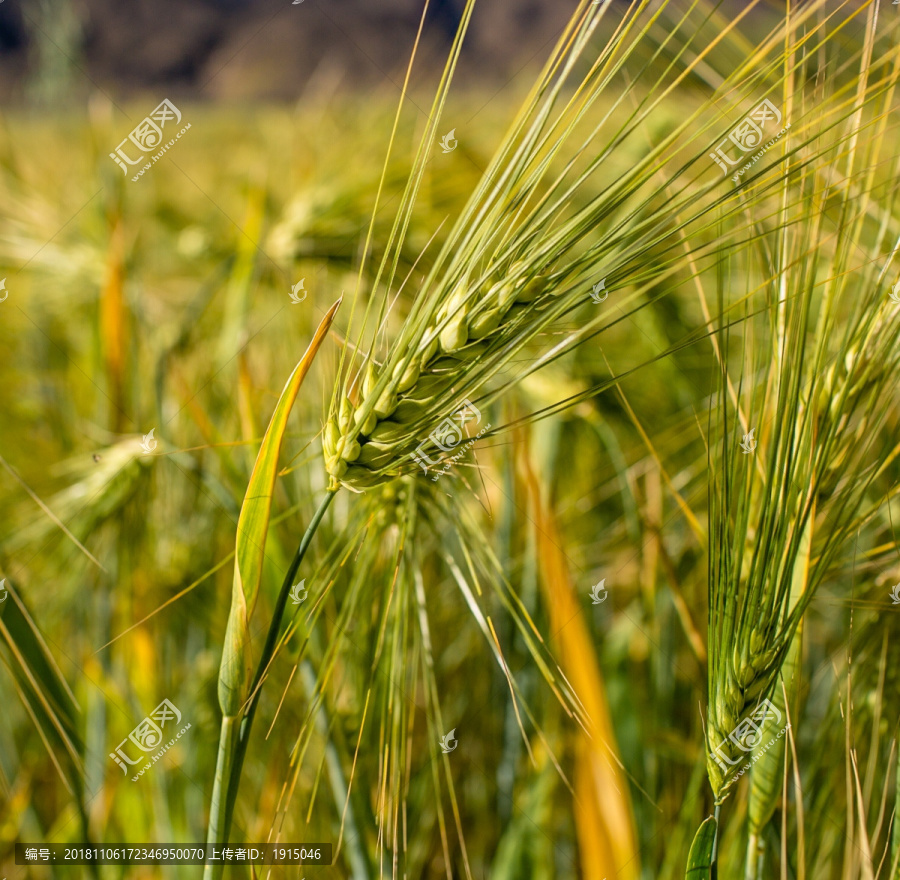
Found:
[0,0,582,104]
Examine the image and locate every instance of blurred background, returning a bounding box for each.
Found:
[0,0,782,105]
[0,0,581,103]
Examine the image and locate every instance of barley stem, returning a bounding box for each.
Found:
[204,488,338,877]
[712,802,721,879]
[204,715,240,878]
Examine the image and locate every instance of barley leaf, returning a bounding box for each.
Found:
[527,443,639,879]
[892,756,900,879]
[685,815,718,880]
[0,579,83,795]
[218,297,341,717]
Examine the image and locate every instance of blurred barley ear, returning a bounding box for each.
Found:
[24,0,84,106]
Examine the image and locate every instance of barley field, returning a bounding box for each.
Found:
[1,1,900,878]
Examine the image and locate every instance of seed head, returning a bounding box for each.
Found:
[325,263,555,489]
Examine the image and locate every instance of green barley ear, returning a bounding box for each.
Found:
[699,0,900,818]
[705,260,900,804]
[325,0,888,493]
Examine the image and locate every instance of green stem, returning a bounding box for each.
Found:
[745,830,763,880]
[204,715,240,874]
[712,802,721,880]
[204,487,337,878]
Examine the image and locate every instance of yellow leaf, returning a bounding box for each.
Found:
[520,438,639,880]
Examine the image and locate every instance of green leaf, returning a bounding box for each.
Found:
[892,754,900,879]
[0,580,84,795]
[206,299,341,878]
[685,815,718,880]
[217,297,341,717]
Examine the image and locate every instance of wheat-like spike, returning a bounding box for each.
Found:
[324,0,886,493]
[323,260,559,487]
[705,208,900,804]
